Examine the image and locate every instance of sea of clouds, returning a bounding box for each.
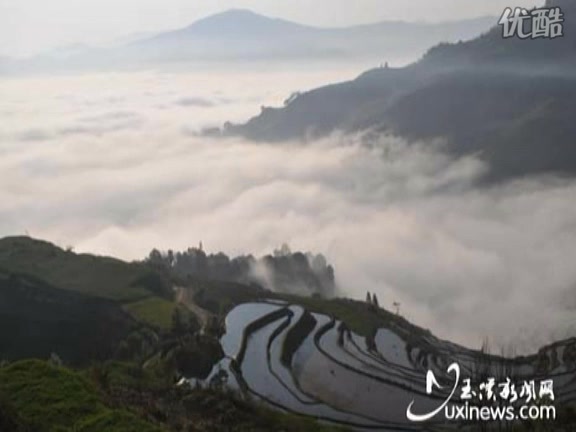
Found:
[1,67,575,353]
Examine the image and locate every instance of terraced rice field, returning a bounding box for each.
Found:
[202,302,576,430]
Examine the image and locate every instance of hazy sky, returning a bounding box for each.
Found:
[1,0,544,56]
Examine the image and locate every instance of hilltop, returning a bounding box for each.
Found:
[0,236,172,301]
[0,236,183,365]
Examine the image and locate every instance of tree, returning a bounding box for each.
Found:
[172,308,187,337]
[366,291,372,303]
[274,243,292,257]
[284,91,301,106]
[373,294,380,308]
[147,249,163,266]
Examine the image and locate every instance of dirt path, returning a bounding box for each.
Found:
[175,286,214,329]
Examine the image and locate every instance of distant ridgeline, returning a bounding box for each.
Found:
[223,0,576,181]
[146,244,336,298]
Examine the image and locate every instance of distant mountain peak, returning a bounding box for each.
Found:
[150,8,311,41]
[190,8,264,25]
[187,8,304,28]
[210,8,264,18]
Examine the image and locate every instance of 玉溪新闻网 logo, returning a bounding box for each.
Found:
[407,363,556,423]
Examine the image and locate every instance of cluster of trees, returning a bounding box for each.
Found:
[146,243,336,297]
[366,291,380,308]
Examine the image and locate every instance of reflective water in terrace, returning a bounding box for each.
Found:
[201,302,576,431]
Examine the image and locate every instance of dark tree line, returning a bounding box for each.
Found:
[365,291,380,309]
[146,243,336,297]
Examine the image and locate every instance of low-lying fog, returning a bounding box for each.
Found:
[1,67,575,353]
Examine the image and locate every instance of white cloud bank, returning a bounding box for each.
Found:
[0,68,575,353]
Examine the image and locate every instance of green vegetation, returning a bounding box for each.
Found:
[0,236,171,301]
[280,295,388,337]
[179,389,347,432]
[75,410,162,432]
[0,236,183,365]
[148,244,335,298]
[93,361,171,392]
[191,279,268,315]
[124,297,177,330]
[0,360,164,432]
[280,294,435,348]
[190,279,414,339]
[0,358,345,432]
[0,270,135,365]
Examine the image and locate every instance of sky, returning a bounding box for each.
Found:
[0,0,544,57]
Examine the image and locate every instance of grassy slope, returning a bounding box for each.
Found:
[0,236,183,329]
[191,278,269,315]
[189,279,429,340]
[0,270,135,365]
[0,359,347,432]
[124,297,177,330]
[0,360,164,432]
[0,236,165,302]
[0,236,185,364]
[0,236,414,338]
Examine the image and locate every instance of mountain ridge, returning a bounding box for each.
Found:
[223,4,576,181]
[0,9,496,74]
[138,9,317,44]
